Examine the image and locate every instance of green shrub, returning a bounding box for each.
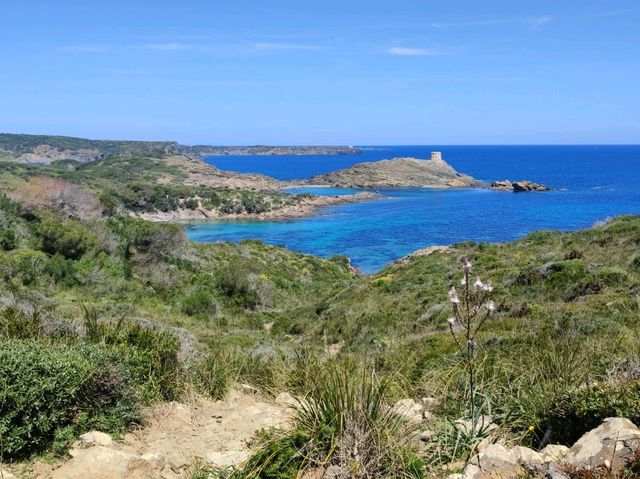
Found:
[0,225,17,251]
[538,380,640,445]
[181,289,217,316]
[36,212,97,260]
[0,339,140,459]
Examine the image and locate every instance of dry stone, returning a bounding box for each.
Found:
[540,444,569,462]
[462,444,524,479]
[0,470,17,479]
[563,417,640,473]
[50,446,156,479]
[392,398,425,424]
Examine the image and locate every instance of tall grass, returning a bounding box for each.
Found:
[237,365,424,479]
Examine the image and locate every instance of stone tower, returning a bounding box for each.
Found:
[431,151,442,161]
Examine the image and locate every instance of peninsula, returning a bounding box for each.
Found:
[0,133,361,165]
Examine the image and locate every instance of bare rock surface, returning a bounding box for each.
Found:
[491,180,551,192]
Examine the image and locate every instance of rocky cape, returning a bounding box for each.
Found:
[304,157,484,189]
[302,156,551,192]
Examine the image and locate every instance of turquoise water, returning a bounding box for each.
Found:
[187,146,640,273]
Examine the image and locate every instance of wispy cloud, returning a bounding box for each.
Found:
[430,15,553,30]
[388,46,455,56]
[253,42,323,51]
[593,8,639,17]
[140,42,194,51]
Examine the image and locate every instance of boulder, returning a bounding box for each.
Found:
[50,446,156,479]
[392,398,425,424]
[491,180,550,192]
[510,445,544,468]
[74,431,113,449]
[422,396,439,410]
[462,444,524,479]
[540,444,569,462]
[455,415,497,436]
[563,417,640,473]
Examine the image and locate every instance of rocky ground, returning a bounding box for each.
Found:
[3,390,291,479]
[3,391,638,479]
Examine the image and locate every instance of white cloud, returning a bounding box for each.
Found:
[430,15,553,30]
[388,47,453,56]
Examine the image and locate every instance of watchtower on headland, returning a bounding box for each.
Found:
[430,151,442,162]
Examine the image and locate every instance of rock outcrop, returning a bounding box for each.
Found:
[456,417,640,479]
[306,153,483,189]
[563,417,640,473]
[491,180,551,192]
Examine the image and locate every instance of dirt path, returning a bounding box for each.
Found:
[7,390,288,479]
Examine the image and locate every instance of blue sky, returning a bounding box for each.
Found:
[1,1,639,144]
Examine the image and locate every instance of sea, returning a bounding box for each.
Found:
[186,146,640,273]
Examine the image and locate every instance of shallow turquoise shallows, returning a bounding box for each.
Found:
[186,145,640,273]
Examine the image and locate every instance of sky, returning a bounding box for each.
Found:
[1,0,639,145]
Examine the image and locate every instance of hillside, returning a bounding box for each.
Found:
[307,155,484,188]
[0,133,361,164]
[2,182,640,476]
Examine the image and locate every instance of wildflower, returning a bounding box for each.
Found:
[448,287,460,304]
[474,277,484,289]
[460,277,467,286]
[528,425,535,432]
[462,258,472,271]
[486,301,495,312]
[447,317,456,326]
[482,281,493,292]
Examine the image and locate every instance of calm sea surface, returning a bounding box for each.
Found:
[186,146,640,273]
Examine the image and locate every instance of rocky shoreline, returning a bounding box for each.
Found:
[134,191,384,223]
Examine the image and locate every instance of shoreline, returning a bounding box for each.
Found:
[133,191,385,223]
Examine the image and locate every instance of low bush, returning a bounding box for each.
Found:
[36,212,98,260]
[0,339,140,459]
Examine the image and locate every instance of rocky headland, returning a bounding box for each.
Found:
[305,152,483,189]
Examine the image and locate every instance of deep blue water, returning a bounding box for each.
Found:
[187,146,640,273]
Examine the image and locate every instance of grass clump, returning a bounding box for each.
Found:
[237,366,424,479]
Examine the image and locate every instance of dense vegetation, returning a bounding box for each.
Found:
[0,133,176,159]
[0,132,361,161]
